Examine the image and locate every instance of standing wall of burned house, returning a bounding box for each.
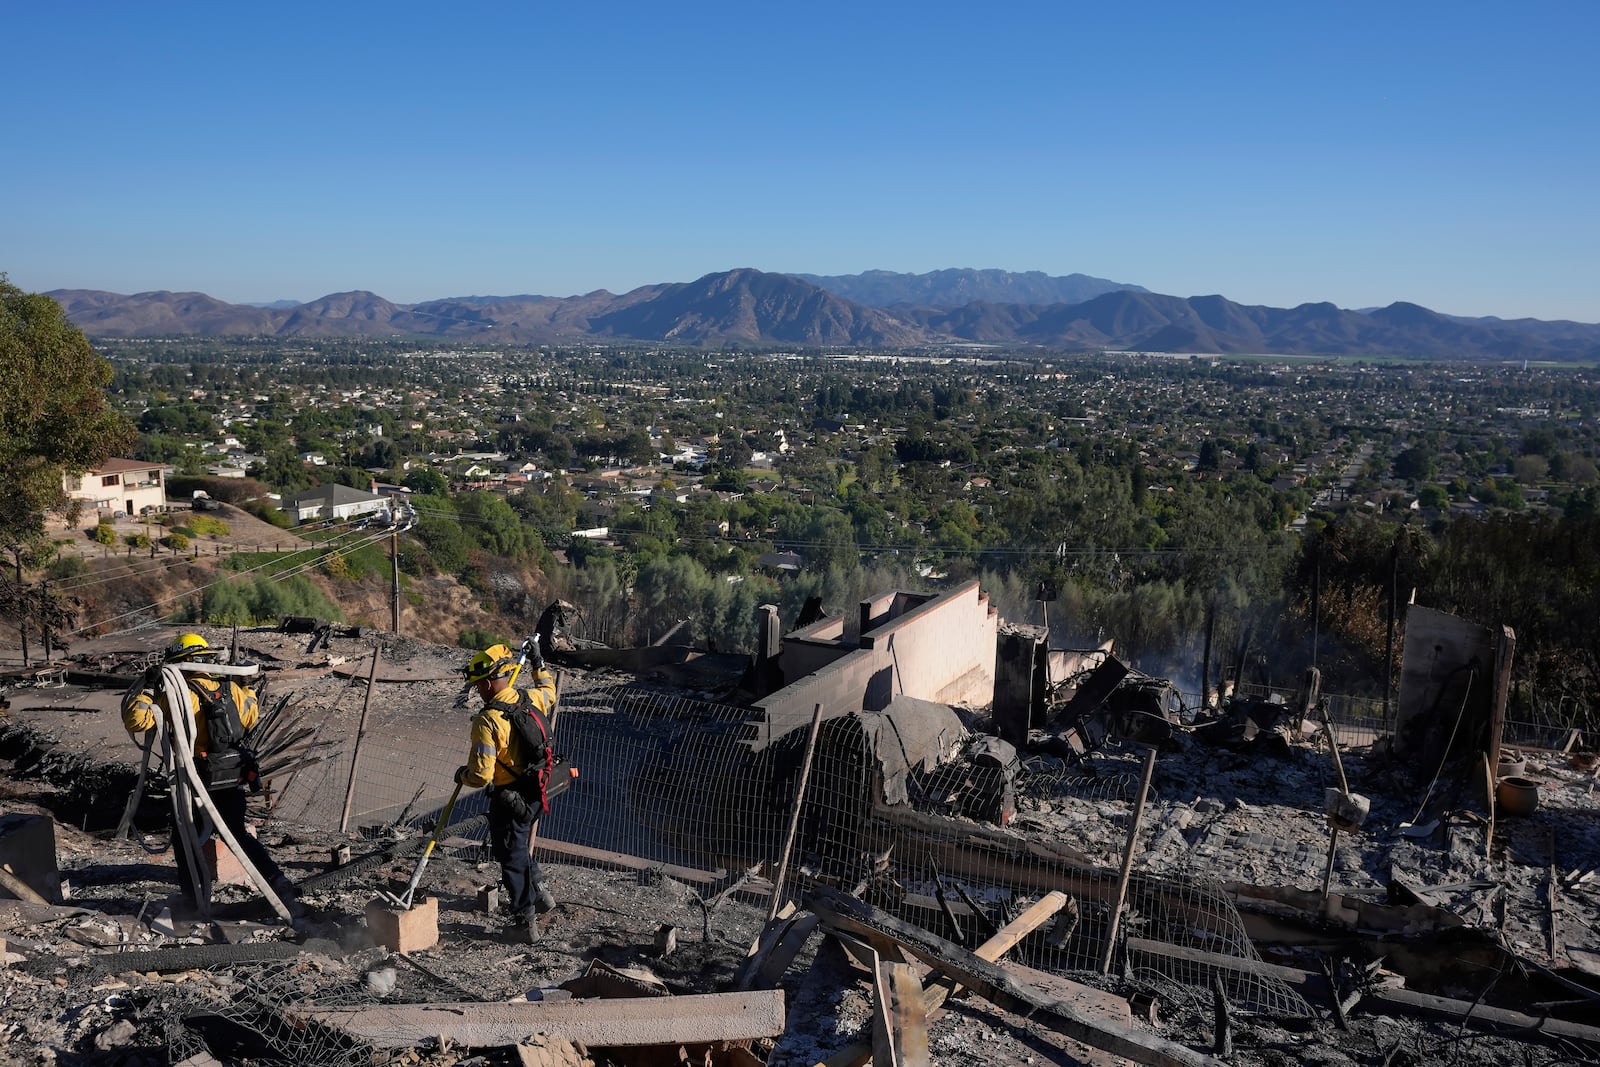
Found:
[750,580,998,749]
[1395,605,1516,775]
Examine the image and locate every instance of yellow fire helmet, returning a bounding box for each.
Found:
[462,643,521,686]
[165,633,222,663]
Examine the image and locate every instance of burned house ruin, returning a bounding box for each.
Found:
[2,579,1598,1066]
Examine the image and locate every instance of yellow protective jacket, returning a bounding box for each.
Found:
[462,667,557,789]
[122,675,260,754]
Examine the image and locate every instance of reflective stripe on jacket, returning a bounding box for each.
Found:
[121,676,259,751]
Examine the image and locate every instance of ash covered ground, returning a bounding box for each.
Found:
[2,624,1599,1067]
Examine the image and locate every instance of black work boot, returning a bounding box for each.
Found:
[534,881,557,914]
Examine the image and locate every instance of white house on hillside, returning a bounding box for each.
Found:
[280,484,388,523]
[63,459,169,518]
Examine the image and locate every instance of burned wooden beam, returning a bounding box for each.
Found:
[736,910,820,991]
[873,959,930,1067]
[1365,987,1600,1049]
[807,885,1224,1067]
[533,839,725,885]
[299,990,787,1049]
[1125,938,1328,999]
[869,801,1242,942]
[820,892,1071,1067]
[87,938,342,975]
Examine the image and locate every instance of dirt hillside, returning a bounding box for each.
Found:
[49,502,553,652]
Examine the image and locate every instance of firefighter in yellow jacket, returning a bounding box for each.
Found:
[456,641,558,942]
[122,633,297,910]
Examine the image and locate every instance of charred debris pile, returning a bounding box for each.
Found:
[1,589,1598,1066]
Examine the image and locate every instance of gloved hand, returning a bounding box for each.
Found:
[527,635,544,671]
[142,663,166,689]
[453,765,471,786]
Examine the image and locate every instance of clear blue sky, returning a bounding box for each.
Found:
[4,1,1596,321]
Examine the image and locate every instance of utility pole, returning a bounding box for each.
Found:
[390,524,401,634]
[13,550,29,668]
[1310,550,1322,670]
[1383,537,1400,732]
[40,580,51,663]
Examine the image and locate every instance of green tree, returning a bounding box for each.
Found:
[403,467,449,495]
[0,278,133,550]
[458,491,534,557]
[407,494,471,573]
[1392,445,1436,484]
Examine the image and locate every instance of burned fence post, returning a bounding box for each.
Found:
[1099,743,1157,975]
[1319,700,1368,903]
[767,701,825,924]
[339,646,381,834]
[1295,666,1321,743]
[1211,972,1232,1057]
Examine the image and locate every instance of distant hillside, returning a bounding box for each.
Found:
[787,267,1147,308]
[586,268,928,346]
[45,270,1600,360]
[50,290,281,336]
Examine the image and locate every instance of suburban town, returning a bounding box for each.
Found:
[3,330,1599,1067]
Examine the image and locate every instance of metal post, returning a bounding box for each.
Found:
[767,702,825,923]
[339,647,381,833]
[1321,701,1350,902]
[1099,745,1157,974]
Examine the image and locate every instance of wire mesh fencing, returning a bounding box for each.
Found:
[261,664,1310,1020]
[1228,682,1392,750]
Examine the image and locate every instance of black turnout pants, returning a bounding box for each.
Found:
[175,784,289,904]
[488,786,546,919]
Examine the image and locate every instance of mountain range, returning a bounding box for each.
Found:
[46,268,1600,361]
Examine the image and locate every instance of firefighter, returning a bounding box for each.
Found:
[456,641,558,942]
[122,633,299,914]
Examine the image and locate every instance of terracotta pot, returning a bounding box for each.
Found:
[1496,776,1540,817]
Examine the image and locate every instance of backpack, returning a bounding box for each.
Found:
[190,680,248,789]
[498,688,556,814]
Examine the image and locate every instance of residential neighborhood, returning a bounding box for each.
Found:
[31,337,1597,709]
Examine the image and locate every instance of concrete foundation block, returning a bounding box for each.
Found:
[477,886,500,913]
[366,896,439,953]
[0,814,62,904]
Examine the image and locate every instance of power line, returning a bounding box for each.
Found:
[61,523,396,638]
[51,512,376,592]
